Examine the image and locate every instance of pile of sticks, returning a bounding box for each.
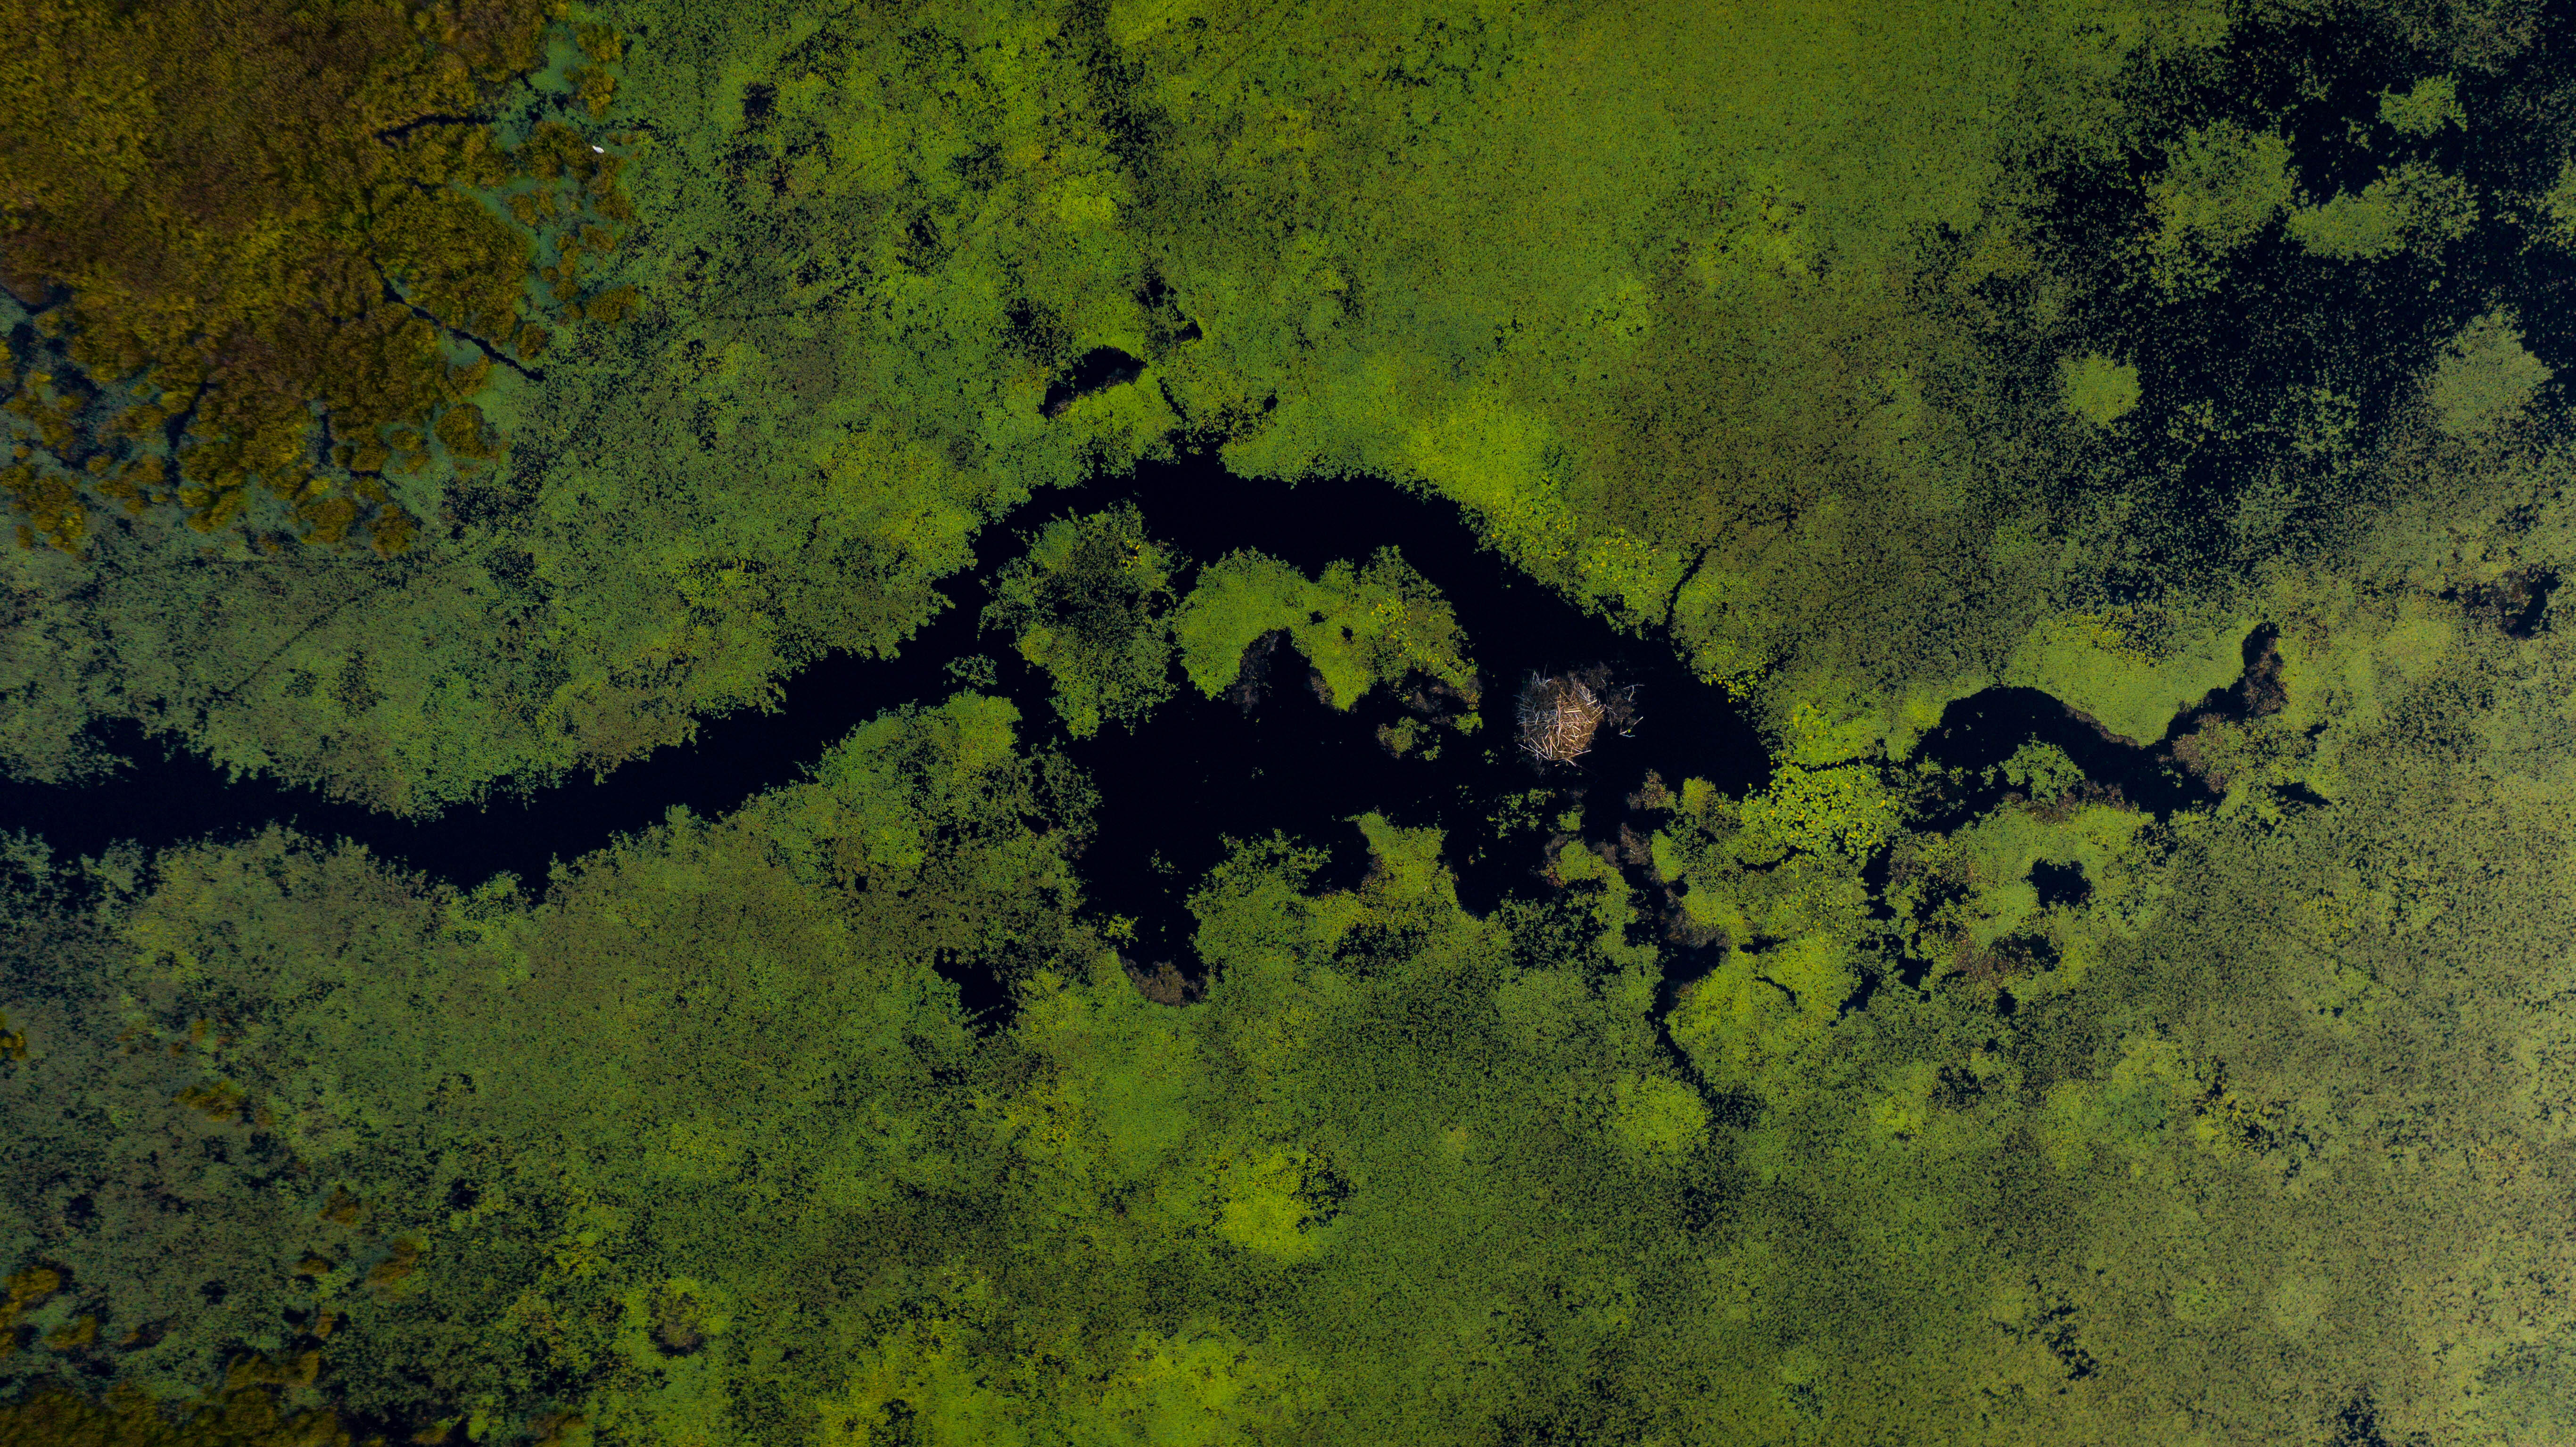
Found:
[1516,674,1607,764]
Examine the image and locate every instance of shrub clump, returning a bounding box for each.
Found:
[981,502,1185,738]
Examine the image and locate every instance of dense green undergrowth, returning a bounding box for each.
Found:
[11,0,2576,1441]
[15,558,2576,1444]
[16,0,2572,810]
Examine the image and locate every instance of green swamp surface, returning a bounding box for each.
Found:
[8,0,2576,1441]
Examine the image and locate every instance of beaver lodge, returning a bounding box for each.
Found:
[1516,666,1636,764]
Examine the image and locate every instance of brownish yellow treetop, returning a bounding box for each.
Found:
[0,0,633,556]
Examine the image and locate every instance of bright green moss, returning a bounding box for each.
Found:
[1173,547,1475,710]
[2002,609,2257,744]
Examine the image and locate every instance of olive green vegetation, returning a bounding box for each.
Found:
[1173,547,1475,711]
[13,0,2569,801]
[0,0,649,807]
[11,0,2576,1442]
[982,504,1184,738]
[19,587,2576,1442]
[21,0,2569,811]
[982,508,1476,737]
[1,697,1095,1442]
[0,0,622,561]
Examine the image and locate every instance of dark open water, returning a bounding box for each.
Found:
[0,447,2266,1020]
[0,454,1769,959]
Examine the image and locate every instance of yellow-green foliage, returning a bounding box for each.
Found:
[2380,74,2465,136]
[2060,353,2141,427]
[1889,794,2154,988]
[2144,122,2297,293]
[2003,608,2256,743]
[2425,308,2552,437]
[1097,0,2215,738]
[983,504,1183,737]
[1173,546,1474,709]
[17,586,2576,1442]
[1649,768,1893,1091]
[2287,160,2479,262]
[1736,764,1907,863]
[15,1,2576,1442]
[3,695,1095,1439]
[3,0,2560,816]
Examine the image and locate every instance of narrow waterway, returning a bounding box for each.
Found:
[0,454,1771,952]
[0,447,2265,1017]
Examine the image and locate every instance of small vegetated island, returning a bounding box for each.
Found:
[8,0,2576,1443]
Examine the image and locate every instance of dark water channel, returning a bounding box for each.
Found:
[0,454,1771,974]
[1,448,2270,1026]
[1015,455,1773,979]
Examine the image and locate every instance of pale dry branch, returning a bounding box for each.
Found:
[1517,673,1606,764]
